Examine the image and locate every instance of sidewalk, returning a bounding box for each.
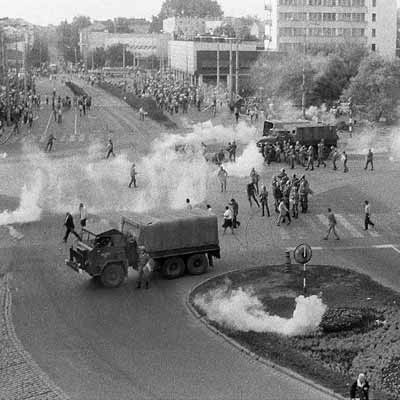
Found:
[0,274,69,400]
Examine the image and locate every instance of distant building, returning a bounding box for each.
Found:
[79,30,169,65]
[168,39,260,89]
[163,17,207,39]
[264,0,397,59]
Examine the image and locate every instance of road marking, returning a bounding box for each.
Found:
[288,244,400,252]
[336,214,364,238]
[348,214,380,238]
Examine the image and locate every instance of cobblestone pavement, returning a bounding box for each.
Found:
[0,276,69,400]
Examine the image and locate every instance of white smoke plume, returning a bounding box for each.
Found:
[0,169,43,226]
[0,120,263,223]
[194,284,327,336]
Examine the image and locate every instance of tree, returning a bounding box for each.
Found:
[149,15,163,33]
[27,29,49,67]
[344,54,400,122]
[214,24,236,38]
[92,47,106,68]
[105,44,134,67]
[158,0,223,19]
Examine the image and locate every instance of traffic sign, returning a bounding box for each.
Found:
[294,243,312,264]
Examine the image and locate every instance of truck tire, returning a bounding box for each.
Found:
[100,263,125,288]
[187,254,208,275]
[162,257,185,279]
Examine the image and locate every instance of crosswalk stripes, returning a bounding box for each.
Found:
[347,214,380,238]
[335,214,364,238]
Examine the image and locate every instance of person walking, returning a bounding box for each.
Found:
[305,146,314,171]
[324,208,340,240]
[106,138,115,159]
[364,149,374,171]
[364,200,375,231]
[63,212,81,243]
[217,165,228,192]
[260,185,270,217]
[316,140,326,168]
[45,134,56,152]
[230,198,240,228]
[128,163,137,188]
[247,181,260,208]
[186,198,192,210]
[79,203,87,232]
[342,151,349,173]
[350,373,369,400]
[222,206,234,235]
[250,168,260,194]
[290,185,299,219]
[276,199,290,226]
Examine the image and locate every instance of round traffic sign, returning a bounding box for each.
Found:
[294,243,312,264]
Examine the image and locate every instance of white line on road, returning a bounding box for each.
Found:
[287,244,400,252]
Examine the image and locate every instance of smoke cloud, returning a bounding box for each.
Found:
[0,120,262,223]
[194,284,327,336]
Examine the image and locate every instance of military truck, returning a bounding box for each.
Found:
[65,209,220,288]
[257,120,338,158]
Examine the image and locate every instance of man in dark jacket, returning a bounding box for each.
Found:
[247,182,260,208]
[63,212,81,243]
[229,198,240,228]
[350,373,369,400]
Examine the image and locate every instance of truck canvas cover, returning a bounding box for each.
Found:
[121,209,219,255]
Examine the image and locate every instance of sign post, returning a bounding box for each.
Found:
[294,243,312,294]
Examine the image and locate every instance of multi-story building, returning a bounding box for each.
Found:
[264,0,397,59]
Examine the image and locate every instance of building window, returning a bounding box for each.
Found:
[371,43,376,51]
[323,13,336,22]
[372,0,376,6]
[338,13,352,22]
[372,28,376,37]
[309,13,322,22]
[338,0,351,5]
[372,13,376,22]
[352,0,365,5]
[352,13,365,22]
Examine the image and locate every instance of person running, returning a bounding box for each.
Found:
[222,206,234,235]
[106,138,115,159]
[128,163,137,188]
[324,208,340,240]
[259,186,270,217]
[247,181,260,208]
[364,149,374,171]
[217,165,228,192]
[45,134,56,152]
[364,200,375,231]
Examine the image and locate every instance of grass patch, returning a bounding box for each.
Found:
[190,265,400,400]
[98,81,176,129]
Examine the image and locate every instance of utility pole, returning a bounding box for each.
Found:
[91,52,94,70]
[122,44,126,68]
[216,40,220,89]
[235,39,239,99]
[74,47,77,65]
[301,33,307,119]
[229,38,233,105]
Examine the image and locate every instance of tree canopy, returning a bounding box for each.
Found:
[158,0,223,19]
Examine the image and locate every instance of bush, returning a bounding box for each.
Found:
[321,307,380,333]
[98,81,176,129]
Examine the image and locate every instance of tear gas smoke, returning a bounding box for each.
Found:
[1,120,260,222]
[224,142,264,178]
[194,284,327,336]
[0,169,43,226]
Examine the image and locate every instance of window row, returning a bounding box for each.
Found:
[279,12,366,22]
[279,27,365,36]
[278,0,366,6]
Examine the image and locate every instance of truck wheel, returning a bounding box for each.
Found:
[187,254,208,275]
[162,257,185,279]
[101,263,125,288]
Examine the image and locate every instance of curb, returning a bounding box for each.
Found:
[2,274,70,400]
[185,266,346,400]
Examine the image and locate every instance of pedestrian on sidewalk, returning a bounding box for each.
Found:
[63,212,81,243]
[260,185,270,217]
[128,163,137,188]
[364,149,374,171]
[45,133,56,152]
[324,208,340,240]
[364,200,375,231]
[222,206,234,234]
[350,373,369,400]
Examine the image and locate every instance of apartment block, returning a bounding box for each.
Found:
[264,0,397,59]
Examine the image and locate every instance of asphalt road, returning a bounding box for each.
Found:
[2,76,400,400]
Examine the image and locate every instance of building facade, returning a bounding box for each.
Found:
[264,0,397,59]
